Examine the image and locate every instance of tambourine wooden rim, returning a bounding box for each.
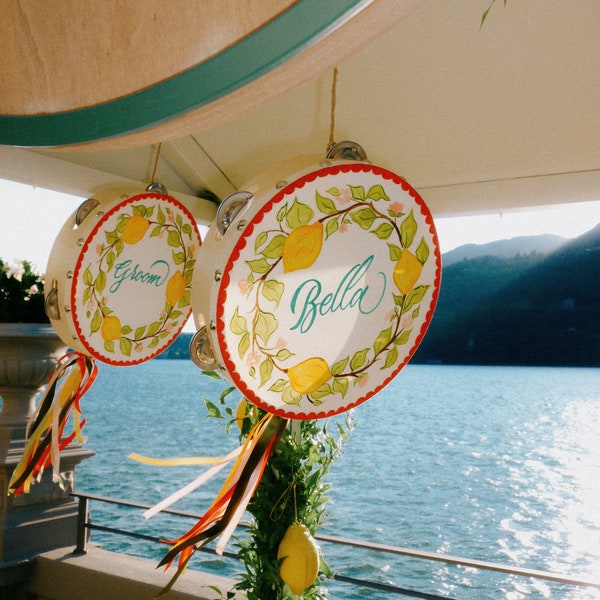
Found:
[47,192,200,366]
[211,162,441,419]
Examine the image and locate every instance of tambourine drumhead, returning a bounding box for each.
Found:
[46,191,201,365]
[192,160,441,420]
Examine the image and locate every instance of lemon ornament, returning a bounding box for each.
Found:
[277,522,320,595]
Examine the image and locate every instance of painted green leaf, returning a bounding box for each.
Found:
[173,251,185,265]
[254,231,268,252]
[327,187,340,196]
[331,357,348,375]
[90,310,102,334]
[147,321,161,336]
[285,198,314,228]
[325,218,339,239]
[383,346,399,369]
[275,348,294,361]
[177,289,190,308]
[230,308,247,335]
[120,337,132,356]
[373,222,394,240]
[83,286,92,304]
[350,207,377,230]
[315,191,337,214]
[105,230,119,244]
[403,284,429,311]
[157,206,166,224]
[121,325,132,335]
[83,266,93,285]
[103,340,114,353]
[182,223,192,238]
[282,386,302,406]
[416,237,430,265]
[261,234,286,259]
[373,326,393,356]
[255,310,278,345]
[276,203,288,223]
[350,347,370,371]
[311,383,333,400]
[148,336,160,348]
[259,358,274,387]
[394,330,412,345]
[332,377,349,398]
[262,279,284,307]
[150,225,161,238]
[167,229,181,247]
[106,250,116,272]
[95,270,106,294]
[268,378,288,393]
[400,210,417,248]
[349,185,366,201]
[134,325,146,339]
[245,258,271,274]
[238,332,250,359]
[367,184,389,201]
[388,243,402,261]
[132,205,146,217]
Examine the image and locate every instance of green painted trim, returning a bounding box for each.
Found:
[0,0,364,147]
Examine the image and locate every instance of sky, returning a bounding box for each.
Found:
[1,178,599,273]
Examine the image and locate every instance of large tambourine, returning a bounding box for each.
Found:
[191,147,441,419]
[45,187,201,365]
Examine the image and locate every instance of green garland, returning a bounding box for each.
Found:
[203,374,355,599]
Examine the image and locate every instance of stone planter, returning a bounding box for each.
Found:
[0,323,94,584]
[0,323,67,432]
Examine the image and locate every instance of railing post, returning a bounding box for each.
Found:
[73,495,89,555]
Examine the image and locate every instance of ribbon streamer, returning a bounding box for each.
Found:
[8,352,97,495]
[154,413,288,598]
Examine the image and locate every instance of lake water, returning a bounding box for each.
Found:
[74,362,600,599]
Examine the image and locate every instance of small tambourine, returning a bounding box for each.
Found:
[45,186,201,365]
[191,144,441,419]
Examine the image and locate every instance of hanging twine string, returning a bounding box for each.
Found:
[327,67,339,153]
[151,142,163,184]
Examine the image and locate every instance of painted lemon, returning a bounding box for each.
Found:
[277,523,319,596]
[393,250,422,295]
[287,357,331,395]
[165,270,186,307]
[121,214,150,245]
[100,315,121,342]
[282,222,323,273]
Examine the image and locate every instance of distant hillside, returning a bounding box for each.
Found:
[158,227,600,366]
[443,233,566,266]
[414,223,600,366]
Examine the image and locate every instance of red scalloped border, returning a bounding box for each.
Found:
[71,193,201,366]
[216,163,441,420]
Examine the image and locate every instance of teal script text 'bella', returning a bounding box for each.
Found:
[289,255,386,334]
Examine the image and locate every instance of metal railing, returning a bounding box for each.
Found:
[71,492,600,600]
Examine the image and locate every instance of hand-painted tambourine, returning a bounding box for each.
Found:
[190,143,441,419]
[45,185,201,365]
